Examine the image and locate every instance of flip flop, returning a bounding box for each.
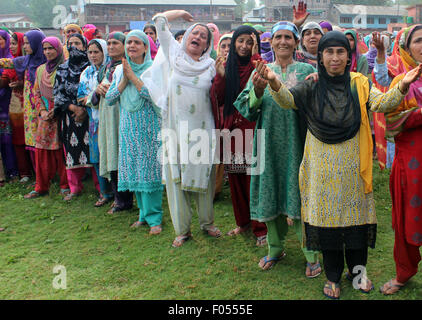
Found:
[149,225,162,235]
[24,190,47,199]
[306,261,322,279]
[323,281,340,300]
[380,279,404,295]
[259,252,287,270]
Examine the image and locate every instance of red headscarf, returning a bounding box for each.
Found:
[11,32,24,58]
[84,28,96,43]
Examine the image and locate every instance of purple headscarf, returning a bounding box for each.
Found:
[13,29,46,84]
[0,30,12,59]
[319,21,333,32]
[42,37,64,73]
[260,32,273,63]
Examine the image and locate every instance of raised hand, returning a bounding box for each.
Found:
[293,1,310,28]
[401,64,422,93]
[215,56,226,78]
[255,60,276,81]
[252,72,268,99]
[372,32,385,53]
[251,33,259,56]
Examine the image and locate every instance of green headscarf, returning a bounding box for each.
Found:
[121,30,153,112]
[253,24,265,33]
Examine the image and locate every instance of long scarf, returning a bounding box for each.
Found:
[0,30,12,60]
[294,31,361,145]
[13,30,46,84]
[207,23,220,50]
[217,33,232,57]
[141,19,215,113]
[63,24,83,60]
[224,25,260,117]
[97,32,125,83]
[11,32,24,58]
[386,25,422,138]
[119,30,153,112]
[39,37,64,101]
[260,32,273,63]
[344,30,361,73]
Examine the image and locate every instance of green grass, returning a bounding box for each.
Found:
[0,165,421,300]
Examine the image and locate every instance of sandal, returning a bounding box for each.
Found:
[306,261,322,279]
[346,271,374,293]
[60,188,70,196]
[63,193,79,201]
[323,281,340,300]
[226,225,249,236]
[24,190,46,199]
[205,226,222,238]
[130,221,147,228]
[172,233,192,248]
[149,225,162,235]
[94,196,111,207]
[380,279,404,295]
[256,235,267,247]
[107,206,129,215]
[258,252,287,270]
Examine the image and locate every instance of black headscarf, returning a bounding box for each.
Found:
[293,31,361,144]
[54,33,90,115]
[223,25,261,117]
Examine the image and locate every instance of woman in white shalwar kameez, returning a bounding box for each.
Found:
[142,10,221,247]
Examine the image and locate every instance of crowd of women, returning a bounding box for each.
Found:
[0,2,421,299]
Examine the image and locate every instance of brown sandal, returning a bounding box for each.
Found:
[380,279,404,295]
[94,196,110,207]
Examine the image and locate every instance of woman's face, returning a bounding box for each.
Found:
[0,36,6,49]
[23,36,33,55]
[43,42,58,61]
[346,34,356,51]
[144,27,156,42]
[107,38,125,59]
[235,34,253,57]
[87,43,104,68]
[271,30,298,60]
[185,25,209,59]
[218,38,231,58]
[68,36,84,51]
[321,46,348,77]
[302,29,322,53]
[10,37,18,56]
[65,27,79,40]
[126,36,146,61]
[408,28,422,64]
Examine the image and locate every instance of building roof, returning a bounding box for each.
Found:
[0,14,32,23]
[334,4,407,16]
[86,0,236,6]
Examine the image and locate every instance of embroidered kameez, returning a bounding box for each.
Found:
[235,61,318,260]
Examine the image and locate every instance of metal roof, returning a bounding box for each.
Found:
[86,0,236,6]
[334,4,407,16]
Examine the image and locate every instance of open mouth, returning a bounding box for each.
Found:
[191,41,199,47]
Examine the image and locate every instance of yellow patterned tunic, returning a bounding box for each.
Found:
[270,73,406,229]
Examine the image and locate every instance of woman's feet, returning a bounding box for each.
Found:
[323,281,340,300]
[305,261,322,278]
[226,225,249,236]
[256,235,267,247]
[24,190,46,199]
[63,192,80,201]
[380,278,405,295]
[149,225,162,235]
[94,196,111,207]
[172,233,192,248]
[205,226,222,238]
[258,252,287,270]
[130,221,147,228]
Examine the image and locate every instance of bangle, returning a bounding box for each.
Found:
[398,81,408,95]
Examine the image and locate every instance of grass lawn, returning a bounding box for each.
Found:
[0,164,421,300]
